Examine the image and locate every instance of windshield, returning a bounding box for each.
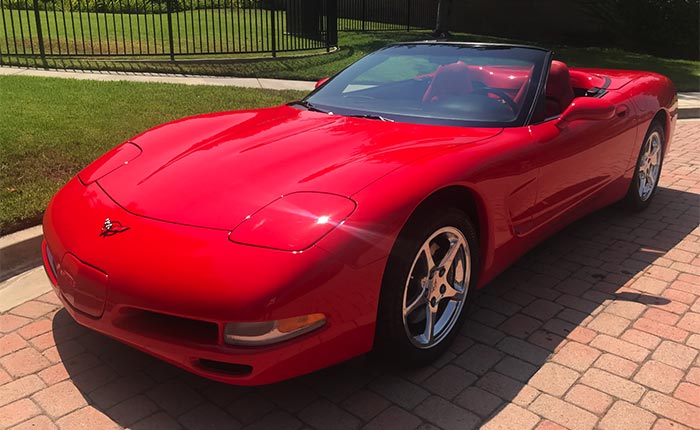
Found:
[302,43,548,127]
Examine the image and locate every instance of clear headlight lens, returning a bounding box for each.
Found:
[224,313,326,346]
[228,192,356,251]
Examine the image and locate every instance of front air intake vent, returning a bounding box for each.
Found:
[114,308,219,345]
[197,359,253,376]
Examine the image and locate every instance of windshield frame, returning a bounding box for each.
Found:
[300,42,552,128]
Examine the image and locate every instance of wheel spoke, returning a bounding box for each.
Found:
[420,242,436,272]
[647,170,656,188]
[651,145,661,165]
[649,142,659,158]
[442,282,464,301]
[405,291,426,316]
[437,237,461,272]
[638,171,647,196]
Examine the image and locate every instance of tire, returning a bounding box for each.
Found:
[374,208,478,366]
[624,121,665,211]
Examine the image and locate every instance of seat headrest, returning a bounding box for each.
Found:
[422,61,474,103]
[546,61,572,96]
[544,60,575,116]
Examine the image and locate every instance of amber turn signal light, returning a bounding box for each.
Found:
[224,313,326,346]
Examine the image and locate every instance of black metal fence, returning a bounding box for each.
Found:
[0,0,336,60]
[337,0,436,32]
[0,0,439,62]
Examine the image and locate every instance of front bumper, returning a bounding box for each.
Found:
[42,177,383,385]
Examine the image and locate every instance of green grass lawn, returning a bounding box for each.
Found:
[0,75,306,234]
[1,8,321,56]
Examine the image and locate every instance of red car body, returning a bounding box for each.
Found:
[42,43,677,385]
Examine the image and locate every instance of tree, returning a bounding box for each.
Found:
[432,0,452,38]
[580,0,699,60]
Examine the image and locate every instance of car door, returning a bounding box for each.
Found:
[527,95,638,229]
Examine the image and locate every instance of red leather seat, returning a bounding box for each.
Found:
[423,61,473,103]
[544,60,575,118]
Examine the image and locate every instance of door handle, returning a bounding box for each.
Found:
[616,105,629,118]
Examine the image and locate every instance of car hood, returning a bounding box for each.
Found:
[97,105,501,230]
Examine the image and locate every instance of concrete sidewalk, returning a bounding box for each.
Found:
[0,66,316,91]
[1,66,699,117]
[678,93,700,119]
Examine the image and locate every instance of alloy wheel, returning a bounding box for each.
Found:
[638,130,662,201]
[401,226,470,349]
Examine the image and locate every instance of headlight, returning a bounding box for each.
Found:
[228,192,356,251]
[224,314,326,346]
[78,142,142,185]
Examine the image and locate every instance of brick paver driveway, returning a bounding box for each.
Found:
[1,120,699,430]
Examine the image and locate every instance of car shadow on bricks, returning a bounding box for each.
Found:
[52,186,699,430]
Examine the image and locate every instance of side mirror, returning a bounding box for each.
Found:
[557,97,615,128]
[315,77,330,89]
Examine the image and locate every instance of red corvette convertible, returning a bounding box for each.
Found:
[42,42,677,385]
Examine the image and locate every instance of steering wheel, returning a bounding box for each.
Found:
[473,87,518,112]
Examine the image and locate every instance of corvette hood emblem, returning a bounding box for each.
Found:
[100,218,130,237]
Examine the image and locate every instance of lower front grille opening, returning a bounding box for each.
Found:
[114,308,219,345]
[197,358,253,376]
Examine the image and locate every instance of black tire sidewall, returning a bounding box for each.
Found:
[375,208,479,366]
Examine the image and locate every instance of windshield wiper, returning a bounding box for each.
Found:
[346,114,395,122]
[288,100,329,113]
[289,103,394,122]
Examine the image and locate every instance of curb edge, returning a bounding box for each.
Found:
[0,225,44,283]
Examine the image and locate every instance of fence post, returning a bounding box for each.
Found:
[326,0,336,52]
[406,0,410,31]
[166,0,175,61]
[270,6,276,57]
[31,0,47,66]
[361,0,365,31]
